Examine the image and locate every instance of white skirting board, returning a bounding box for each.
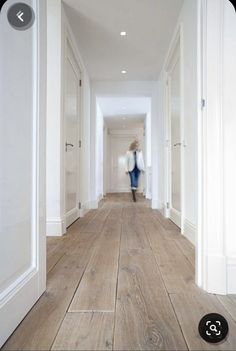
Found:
[46,217,66,236]
[227,257,236,294]
[183,218,196,246]
[151,198,161,209]
[205,254,227,295]
[170,208,181,228]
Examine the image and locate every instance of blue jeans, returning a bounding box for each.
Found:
[129,166,140,189]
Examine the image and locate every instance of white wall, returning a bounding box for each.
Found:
[91,81,159,209]
[46,0,91,235]
[158,0,198,243]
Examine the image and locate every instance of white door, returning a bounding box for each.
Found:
[168,44,182,227]
[0,0,46,347]
[64,42,81,227]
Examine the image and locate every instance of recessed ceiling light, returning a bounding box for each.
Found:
[120,31,127,36]
[121,70,127,74]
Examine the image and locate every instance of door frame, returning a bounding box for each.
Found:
[164,25,185,232]
[0,0,47,346]
[63,31,82,228]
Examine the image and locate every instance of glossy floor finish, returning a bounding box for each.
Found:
[3,194,236,350]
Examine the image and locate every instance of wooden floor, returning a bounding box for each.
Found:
[3,194,236,350]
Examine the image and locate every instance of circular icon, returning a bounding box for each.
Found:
[198,313,229,343]
[7,3,35,31]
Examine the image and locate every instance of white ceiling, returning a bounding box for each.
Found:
[98,97,148,130]
[63,0,184,80]
[97,97,150,116]
[104,115,145,130]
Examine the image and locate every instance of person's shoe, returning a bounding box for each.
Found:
[132,189,136,202]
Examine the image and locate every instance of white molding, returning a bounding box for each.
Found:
[46,217,66,236]
[170,208,181,228]
[90,200,99,209]
[151,198,159,209]
[183,218,196,246]
[66,208,80,228]
[205,254,227,294]
[157,201,165,213]
[227,256,236,294]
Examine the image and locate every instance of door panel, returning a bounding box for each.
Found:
[171,57,181,213]
[169,44,181,228]
[65,44,80,227]
[0,0,46,346]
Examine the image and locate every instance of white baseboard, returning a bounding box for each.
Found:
[205,254,227,294]
[151,198,159,209]
[66,208,79,228]
[80,201,91,216]
[170,208,181,228]
[90,200,99,209]
[227,256,236,294]
[145,192,152,200]
[183,218,196,246]
[46,217,66,236]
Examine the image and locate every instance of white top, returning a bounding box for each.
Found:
[125,150,145,172]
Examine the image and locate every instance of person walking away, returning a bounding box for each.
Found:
[125,140,145,202]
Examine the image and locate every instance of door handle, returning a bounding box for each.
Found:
[65,142,74,151]
[173,142,182,147]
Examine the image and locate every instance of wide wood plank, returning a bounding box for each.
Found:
[82,204,111,233]
[52,312,114,350]
[170,292,236,350]
[151,238,186,265]
[174,237,195,267]
[69,208,122,312]
[156,252,198,294]
[120,205,150,250]
[47,237,66,273]
[114,249,187,350]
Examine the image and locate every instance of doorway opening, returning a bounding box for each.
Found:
[95,97,152,202]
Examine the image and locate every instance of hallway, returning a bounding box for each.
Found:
[3,195,236,351]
